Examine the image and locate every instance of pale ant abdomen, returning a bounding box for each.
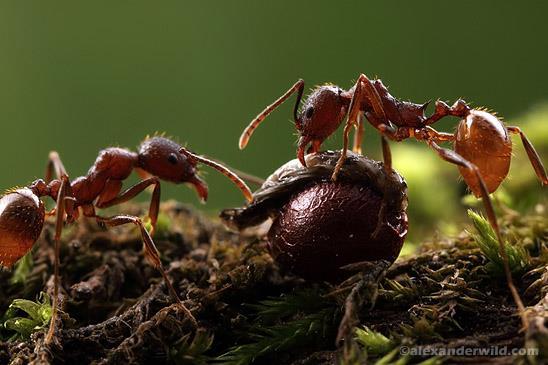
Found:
[0,188,45,267]
[454,109,512,196]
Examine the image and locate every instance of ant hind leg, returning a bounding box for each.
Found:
[334,259,391,345]
[426,140,528,330]
[96,177,162,236]
[507,126,548,185]
[94,214,198,327]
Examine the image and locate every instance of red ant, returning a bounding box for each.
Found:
[0,136,253,344]
[239,74,547,329]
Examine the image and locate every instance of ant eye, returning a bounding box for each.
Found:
[167,153,178,165]
[305,107,314,118]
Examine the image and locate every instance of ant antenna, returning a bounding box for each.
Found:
[179,148,254,203]
[239,79,305,150]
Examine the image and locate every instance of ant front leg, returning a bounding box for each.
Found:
[45,175,70,345]
[352,113,365,154]
[380,135,392,172]
[96,177,161,236]
[426,140,528,330]
[45,151,76,221]
[370,136,394,239]
[94,214,198,327]
[333,74,387,180]
[45,151,68,183]
[506,126,548,185]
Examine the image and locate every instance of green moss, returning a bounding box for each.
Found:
[214,290,336,365]
[215,309,336,365]
[143,212,173,237]
[168,330,213,365]
[468,210,529,275]
[9,251,34,286]
[1,292,52,341]
[355,326,394,356]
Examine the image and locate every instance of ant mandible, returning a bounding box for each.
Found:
[0,136,253,344]
[238,74,547,329]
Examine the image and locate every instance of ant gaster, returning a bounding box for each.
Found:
[0,136,253,344]
[239,74,548,330]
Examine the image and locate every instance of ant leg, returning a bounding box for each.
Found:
[426,140,528,330]
[332,122,353,180]
[333,74,387,180]
[401,125,456,143]
[239,79,305,150]
[45,175,69,345]
[507,126,548,185]
[370,136,394,238]
[424,126,455,142]
[381,135,392,172]
[377,123,399,140]
[94,214,198,327]
[45,151,68,183]
[335,259,391,345]
[45,152,76,220]
[352,113,365,154]
[96,177,161,236]
[180,148,254,203]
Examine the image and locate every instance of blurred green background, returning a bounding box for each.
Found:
[0,1,546,240]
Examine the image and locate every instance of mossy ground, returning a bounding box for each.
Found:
[0,201,546,365]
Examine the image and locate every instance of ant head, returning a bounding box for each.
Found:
[296,85,349,138]
[239,79,348,151]
[137,136,208,201]
[0,188,45,267]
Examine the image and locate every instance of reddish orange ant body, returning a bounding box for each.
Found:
[239,74,547,329]
[0,136,252,343]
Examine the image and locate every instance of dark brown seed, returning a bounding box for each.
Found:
[267,180,407,282]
